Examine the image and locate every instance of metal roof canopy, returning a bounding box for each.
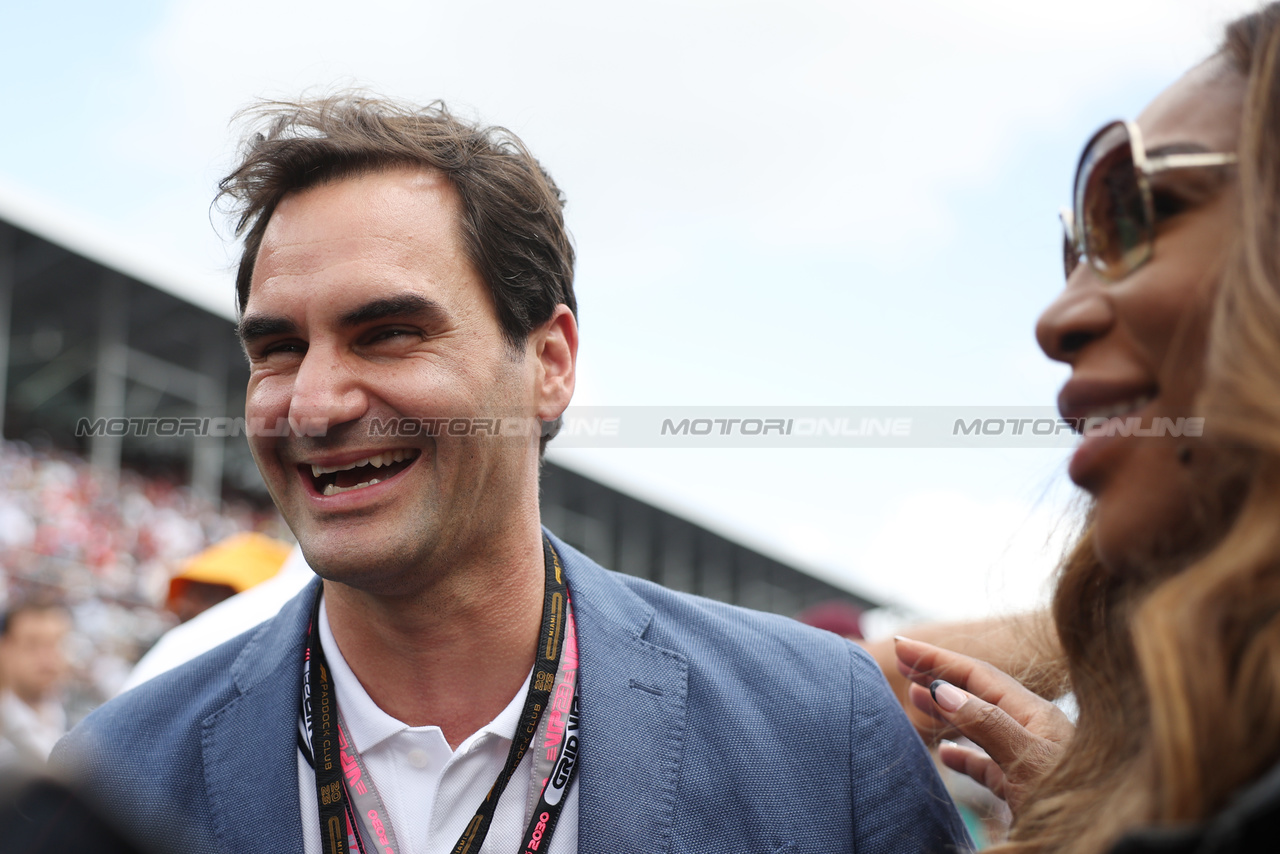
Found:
[0,182,261,502]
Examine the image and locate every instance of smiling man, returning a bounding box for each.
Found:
[53,96,970,854]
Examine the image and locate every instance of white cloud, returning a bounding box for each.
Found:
[117,0,1265,266]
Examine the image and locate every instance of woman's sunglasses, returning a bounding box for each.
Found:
[1061,119,1237,282]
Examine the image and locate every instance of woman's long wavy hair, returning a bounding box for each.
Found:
[991,5,1280,851]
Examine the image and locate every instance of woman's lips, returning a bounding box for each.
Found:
[1058,378,1161,427]
[1067,395,1160,487]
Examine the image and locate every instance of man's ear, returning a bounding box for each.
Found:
[533,304,577,421]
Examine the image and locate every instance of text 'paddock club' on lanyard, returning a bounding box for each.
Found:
[302,537,582,854]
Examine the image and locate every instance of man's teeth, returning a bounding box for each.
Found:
[323,478,380,497]
[310,449,413,478]
[1085,394,1154,420]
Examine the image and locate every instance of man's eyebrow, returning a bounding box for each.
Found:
[238,314,297,345]
[237,295,450,345]
[339,294,450,328]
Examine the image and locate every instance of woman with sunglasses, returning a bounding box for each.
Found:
[892,4,1280,852]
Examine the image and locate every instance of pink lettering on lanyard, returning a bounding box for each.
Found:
[543,612,578,762]
[337,727,369,796]
[336,721,397,854]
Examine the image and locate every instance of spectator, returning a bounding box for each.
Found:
[163,532,291,623]
[0,598,71,764]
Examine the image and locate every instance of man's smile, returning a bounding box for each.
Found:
[301,448,421,496]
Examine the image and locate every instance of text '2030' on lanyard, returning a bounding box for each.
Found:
[302,537,581,854]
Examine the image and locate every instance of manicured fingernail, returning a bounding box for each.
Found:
[930,679,966,712]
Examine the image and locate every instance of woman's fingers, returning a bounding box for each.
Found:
[895,636,1073,743]
[907,681,951,724]
[926,679,1047,771]
[939,742,1007,802]
[895,636,1074,817]
[927,680,1059,815]
[896,635,1031,712]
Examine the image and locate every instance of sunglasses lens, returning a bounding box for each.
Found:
[1074,123,1152,280]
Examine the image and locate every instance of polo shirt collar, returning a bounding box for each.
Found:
[318,594,530,756]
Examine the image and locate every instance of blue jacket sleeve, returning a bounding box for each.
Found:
[845,643,974,853]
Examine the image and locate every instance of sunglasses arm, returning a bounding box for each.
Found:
[1059,208,1076,243]
[1143,152,1238,175]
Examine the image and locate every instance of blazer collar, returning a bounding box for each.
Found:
[552,531,689,854]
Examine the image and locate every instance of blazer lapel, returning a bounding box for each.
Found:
[201,579,318,854]
[556,534,689,854]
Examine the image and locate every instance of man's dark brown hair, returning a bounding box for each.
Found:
[217,94,576,349]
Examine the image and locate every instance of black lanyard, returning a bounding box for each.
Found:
[303,537,580,854]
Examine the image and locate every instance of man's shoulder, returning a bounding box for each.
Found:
[51,582,316,854]
[546,532,974,852]
[63,632,248,750]
[551,530,875,684]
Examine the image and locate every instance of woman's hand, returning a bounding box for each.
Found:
[894,636,1074,818]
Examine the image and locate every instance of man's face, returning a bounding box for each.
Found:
[240,166,570,594]
[1,609,70,705]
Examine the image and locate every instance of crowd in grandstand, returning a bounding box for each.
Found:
[0,439,284,719]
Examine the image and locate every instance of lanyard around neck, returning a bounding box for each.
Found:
[302,537,581,854]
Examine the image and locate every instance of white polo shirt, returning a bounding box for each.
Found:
[299,600,578,854]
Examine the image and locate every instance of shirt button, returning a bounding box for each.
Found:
[406,748,429,769]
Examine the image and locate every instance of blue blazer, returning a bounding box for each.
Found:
[54,532,970,853]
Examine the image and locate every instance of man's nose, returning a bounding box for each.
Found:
[287,345,368,437]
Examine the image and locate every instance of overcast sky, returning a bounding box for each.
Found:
[0,0,1263,619]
